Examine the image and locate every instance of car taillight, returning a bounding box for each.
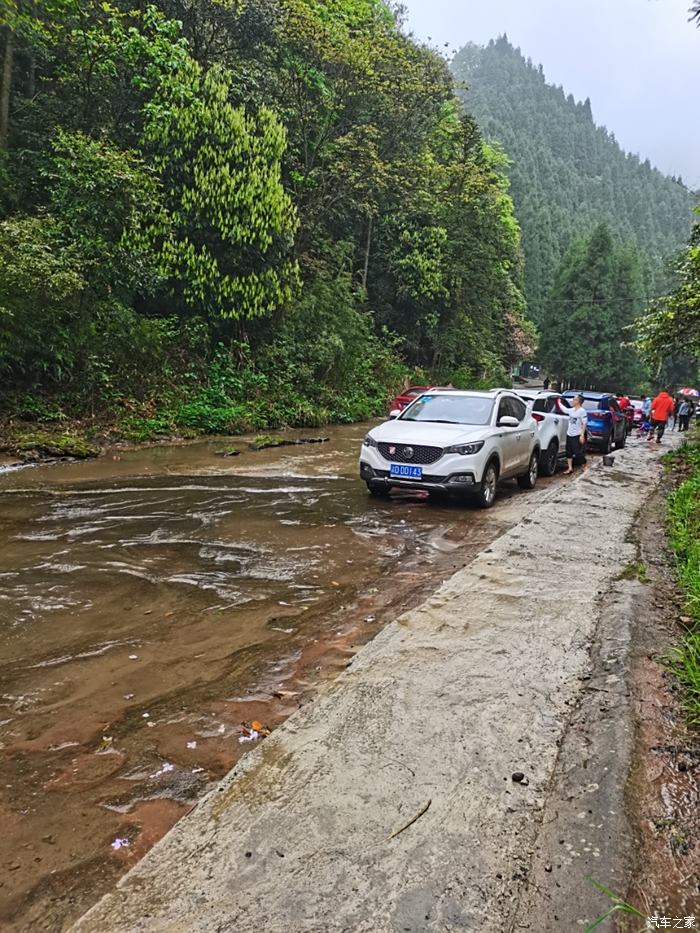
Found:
[591,410,611,419]
[531,412,545,422]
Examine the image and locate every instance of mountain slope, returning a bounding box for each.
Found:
[451,36,697,324]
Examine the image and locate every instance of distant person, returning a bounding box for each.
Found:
[641,395,652,419]
[671,395,681,431]
[648,389,675,444]
[564,393,588,475]
[543,376,550,390]
[678,398,691,432]
[616,392,630,410]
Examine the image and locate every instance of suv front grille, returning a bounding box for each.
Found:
[377,442,443,465]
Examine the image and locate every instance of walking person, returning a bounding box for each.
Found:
[563,393,588,474]
[678,398,691,432]
[647,389,675,444]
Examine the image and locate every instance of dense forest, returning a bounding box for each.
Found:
[0,0,534,439]
[451,37,698,332]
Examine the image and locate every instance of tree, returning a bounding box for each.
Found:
[141,58,298,320]
[539,223,646,389]
[636,221,700,367]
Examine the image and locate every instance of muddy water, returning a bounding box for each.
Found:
[0,425,553,930]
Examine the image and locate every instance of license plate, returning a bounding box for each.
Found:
[390,463,423,480]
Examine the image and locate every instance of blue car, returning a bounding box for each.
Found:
[563,391,627,454]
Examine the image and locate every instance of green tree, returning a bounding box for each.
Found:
[636,221,700,367]
[539,223,646,389]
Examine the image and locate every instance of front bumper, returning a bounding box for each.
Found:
[360,461,478,492]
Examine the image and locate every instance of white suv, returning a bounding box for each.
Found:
[515,390,571,476]
[359,389,540,508]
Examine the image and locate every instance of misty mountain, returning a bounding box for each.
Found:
[451,36,697,324]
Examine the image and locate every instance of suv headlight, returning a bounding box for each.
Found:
[444,441,485,456]
[363,434,378,448]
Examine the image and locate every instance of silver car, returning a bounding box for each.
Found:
[516,390,571,475]
[359,389,540,508]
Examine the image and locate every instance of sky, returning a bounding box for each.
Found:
[402,0,700,189]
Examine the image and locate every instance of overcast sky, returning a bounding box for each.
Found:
[403,0,700,189]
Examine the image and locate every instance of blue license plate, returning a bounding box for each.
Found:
[390,463,423,480]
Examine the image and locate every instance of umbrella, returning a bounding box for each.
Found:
[679,387,699,396]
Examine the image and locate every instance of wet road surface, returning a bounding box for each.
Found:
[0,424,567,930]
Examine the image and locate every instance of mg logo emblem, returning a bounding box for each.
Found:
[403,447,414,460]
[388,445,396,455]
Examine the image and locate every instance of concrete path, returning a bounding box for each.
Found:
[73,437,675,932]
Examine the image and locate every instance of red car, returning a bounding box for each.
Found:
[389,385,448,414]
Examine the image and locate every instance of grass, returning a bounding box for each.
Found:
[251,434,287,450]
[618,561,650,583]
[584,879,646,932]
[666,437,700,726]
[8,432,99,459]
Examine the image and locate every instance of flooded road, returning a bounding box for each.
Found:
[0,424,565,930]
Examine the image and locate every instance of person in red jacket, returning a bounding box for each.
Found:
[647,390,675,444]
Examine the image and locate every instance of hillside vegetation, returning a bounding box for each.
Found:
[452,37,697,328]
[0,1,533,439]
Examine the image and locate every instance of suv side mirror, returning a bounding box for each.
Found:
[389,409,401,419]
[498,415,519,428]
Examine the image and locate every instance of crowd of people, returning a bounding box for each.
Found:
[635,390,698,442]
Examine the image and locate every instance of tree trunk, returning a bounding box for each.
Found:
[361,213,373,291]
[27,2,36,99]
[0,26,13,148]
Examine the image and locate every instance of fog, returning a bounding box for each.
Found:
[403,0,700,189]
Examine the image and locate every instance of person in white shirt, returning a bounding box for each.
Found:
[564,394,588,475]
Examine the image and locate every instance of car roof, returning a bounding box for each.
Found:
[564,390,610,398]
[515,389,562,399]
[421,388,515,398]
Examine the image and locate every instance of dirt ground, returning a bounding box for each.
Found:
[624,468,700,923]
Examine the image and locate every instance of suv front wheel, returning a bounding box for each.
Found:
[474,460,498,509]
[517,450,539,490]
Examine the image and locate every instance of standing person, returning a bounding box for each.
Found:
[678,398,691,432]
[563,394,588,475]
[543,376,550,390]
[647,389,675,444]
[641,395,652,419]
[671,395,681,431]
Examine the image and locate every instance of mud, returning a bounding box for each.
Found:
[624,468,700,922]
[0,423,566,931]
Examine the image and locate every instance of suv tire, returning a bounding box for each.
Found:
[540,439,558,476]
[517,450,539,490]
[616,427,626,449]
[474,460,498,509]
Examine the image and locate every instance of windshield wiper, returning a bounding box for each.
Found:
[404,418,463,424]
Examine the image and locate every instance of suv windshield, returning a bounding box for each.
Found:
[401,394,494,425]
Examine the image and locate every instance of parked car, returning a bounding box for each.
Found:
[616,395,635,434]
[389,385,453,414]
[562,391,626,454]
[360,389,540,509]
[515,390,571,475]
[629,399,645,424]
